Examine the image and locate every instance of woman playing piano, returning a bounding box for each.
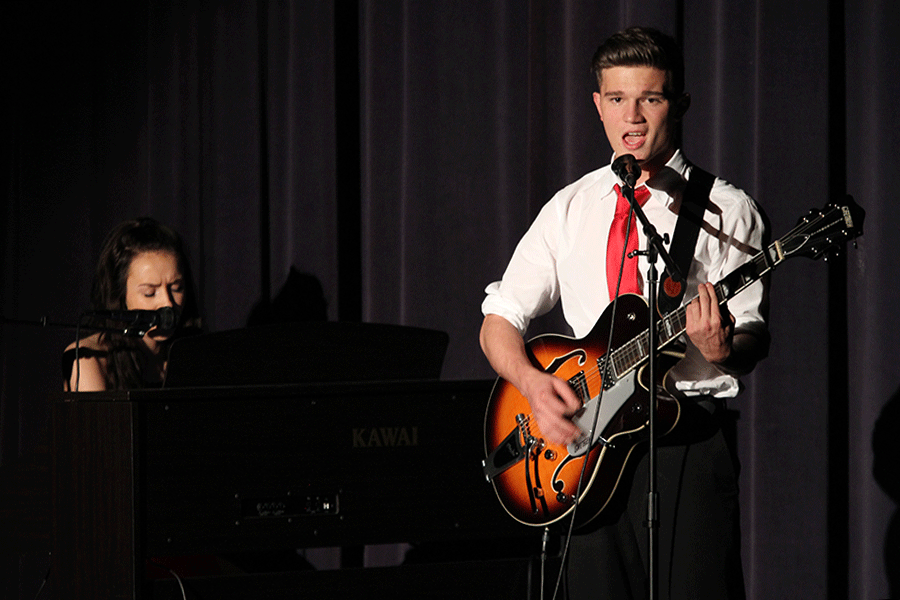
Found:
[63,217,201,391]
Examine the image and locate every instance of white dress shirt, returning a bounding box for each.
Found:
[482,150,768,398]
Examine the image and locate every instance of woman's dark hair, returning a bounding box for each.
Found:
[91,217,201,389]
[591,27,685,99]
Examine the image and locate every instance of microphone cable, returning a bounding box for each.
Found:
[547,195,639,600]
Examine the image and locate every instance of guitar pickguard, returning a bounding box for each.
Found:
[567,371,636,457]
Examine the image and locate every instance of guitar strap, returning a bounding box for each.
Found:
[657,165,715,315]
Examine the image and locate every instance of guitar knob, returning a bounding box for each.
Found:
[544,449,557,461]
[556,492,571,504]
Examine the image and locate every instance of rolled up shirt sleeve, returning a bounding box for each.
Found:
[481,188,574,336]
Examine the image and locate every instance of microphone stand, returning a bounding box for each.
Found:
[619,182,682,600]
[1,315,78,329]
[1,314,158,336]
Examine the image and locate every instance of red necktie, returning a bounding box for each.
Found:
[607,184,651,300]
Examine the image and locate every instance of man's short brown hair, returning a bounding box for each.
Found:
[591,27,685,99]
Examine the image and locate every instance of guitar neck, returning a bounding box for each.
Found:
[609,238,784,379]
[606,197,862,381]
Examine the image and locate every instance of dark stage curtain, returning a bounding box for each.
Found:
[2,1,897,598]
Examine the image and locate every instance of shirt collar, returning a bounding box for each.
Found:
[605,149,691,207]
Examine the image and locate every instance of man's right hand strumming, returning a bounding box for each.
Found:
[480,314,583,446]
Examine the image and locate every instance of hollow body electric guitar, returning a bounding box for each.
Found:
[482,198,864,528]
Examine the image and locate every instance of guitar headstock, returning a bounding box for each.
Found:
[780,195,865,261]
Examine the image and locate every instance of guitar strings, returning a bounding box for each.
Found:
[539,201,829,426]
[541,203,835,599]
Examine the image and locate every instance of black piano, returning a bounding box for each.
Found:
[18,323,548,599]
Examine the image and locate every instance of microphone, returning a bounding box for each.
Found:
[612,154,641,187]
[84,306,178,336]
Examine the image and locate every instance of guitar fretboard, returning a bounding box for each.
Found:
[596,199,858,385]
[606,240,783,382]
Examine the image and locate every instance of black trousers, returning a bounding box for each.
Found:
[564,401,745,600]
